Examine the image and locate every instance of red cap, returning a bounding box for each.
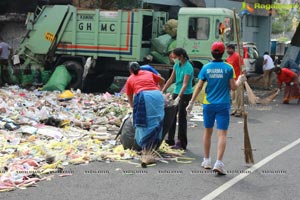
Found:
[211,41,225,53]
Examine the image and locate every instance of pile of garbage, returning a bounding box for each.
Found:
[0,86,190,192]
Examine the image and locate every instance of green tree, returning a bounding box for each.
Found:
[293,3,300,21]
[272,19,284,34]
[271,2,293,36]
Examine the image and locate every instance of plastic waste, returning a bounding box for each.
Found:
[58,90,75,101]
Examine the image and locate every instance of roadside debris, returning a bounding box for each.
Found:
[0,85,191,192]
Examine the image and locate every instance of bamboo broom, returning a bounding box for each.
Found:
[233,9,254,165]
[244,81,259,106]
[244,81,280,106]
[243,112,254,164]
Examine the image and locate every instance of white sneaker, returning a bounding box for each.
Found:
[201,158,212,169]
[213,161,226,175]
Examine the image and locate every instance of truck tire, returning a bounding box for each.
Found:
[96,74,115,92]
[159,69,171,80]
[83,73,114,93]
[255,57,264,74]
[63,61,83,89]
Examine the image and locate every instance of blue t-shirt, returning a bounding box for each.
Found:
[140,65,159,75]
[173,61,194,95]
[199,60,235,104]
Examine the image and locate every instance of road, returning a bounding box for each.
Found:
[1,89,300,200]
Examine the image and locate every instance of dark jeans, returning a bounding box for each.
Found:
[167,93,192,149]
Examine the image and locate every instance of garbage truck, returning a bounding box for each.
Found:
[12,5,240,92]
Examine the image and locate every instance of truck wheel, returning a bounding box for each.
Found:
[255,57,264,74]
[159,70,171,80]
[82,73,114,93]
[63,61,83,89]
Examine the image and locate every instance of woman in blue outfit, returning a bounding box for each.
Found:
[186,41,246,175]
[125,62,165,150]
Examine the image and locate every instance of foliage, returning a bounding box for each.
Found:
[272,20,285,34]
[271,3,293,35]
[276,37,289,42]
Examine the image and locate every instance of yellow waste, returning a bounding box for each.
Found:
[58,90,75,100]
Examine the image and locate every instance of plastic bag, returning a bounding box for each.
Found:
[42,65,71,91]
[167,40,177,53]
[151,34,173,54]
[41,70,52,84]
[164,19,178,38]
[119,114,140,150]
[150,51,171,65]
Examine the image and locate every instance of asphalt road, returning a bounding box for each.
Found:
[1,89,300,200]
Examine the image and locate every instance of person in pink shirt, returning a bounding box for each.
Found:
[125,62,165,150]
[226,44,244,117]
[274,67,300,104]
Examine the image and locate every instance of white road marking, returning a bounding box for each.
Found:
[201,137,300,200]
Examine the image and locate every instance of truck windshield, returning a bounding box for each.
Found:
[222,17,234,44]
[188,17,210,40]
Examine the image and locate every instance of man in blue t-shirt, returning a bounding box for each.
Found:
[140,64,159,75]
[186,41,246,175]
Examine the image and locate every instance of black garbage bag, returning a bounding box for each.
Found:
[117,105,177,150]
[118,114,140,150]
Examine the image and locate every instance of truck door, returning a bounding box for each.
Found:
[175,16,213,75]
[23,5,70,54]
[185,17,211,53]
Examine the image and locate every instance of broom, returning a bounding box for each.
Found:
[244,81,280,105]
[256,88,280,104]
[244,81,259,106]
[243,112,254,164]
[140,145,162,168]
[233,9,254,165]
[140,149,157,168]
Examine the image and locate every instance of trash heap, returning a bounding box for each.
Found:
[0,86,190,192]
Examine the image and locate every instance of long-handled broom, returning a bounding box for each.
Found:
[233,9,254,165]
[244,81,280,106]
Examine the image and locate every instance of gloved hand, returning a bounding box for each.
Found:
[173,96,181,106]
[186,101,194,113]
[290,82,294,86]
[237,74,247,85]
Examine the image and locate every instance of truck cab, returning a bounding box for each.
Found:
[177,7,241,74]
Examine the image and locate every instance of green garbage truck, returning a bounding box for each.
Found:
[13,5,240,92]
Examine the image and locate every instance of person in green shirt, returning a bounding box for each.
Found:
[162,48,194,150]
